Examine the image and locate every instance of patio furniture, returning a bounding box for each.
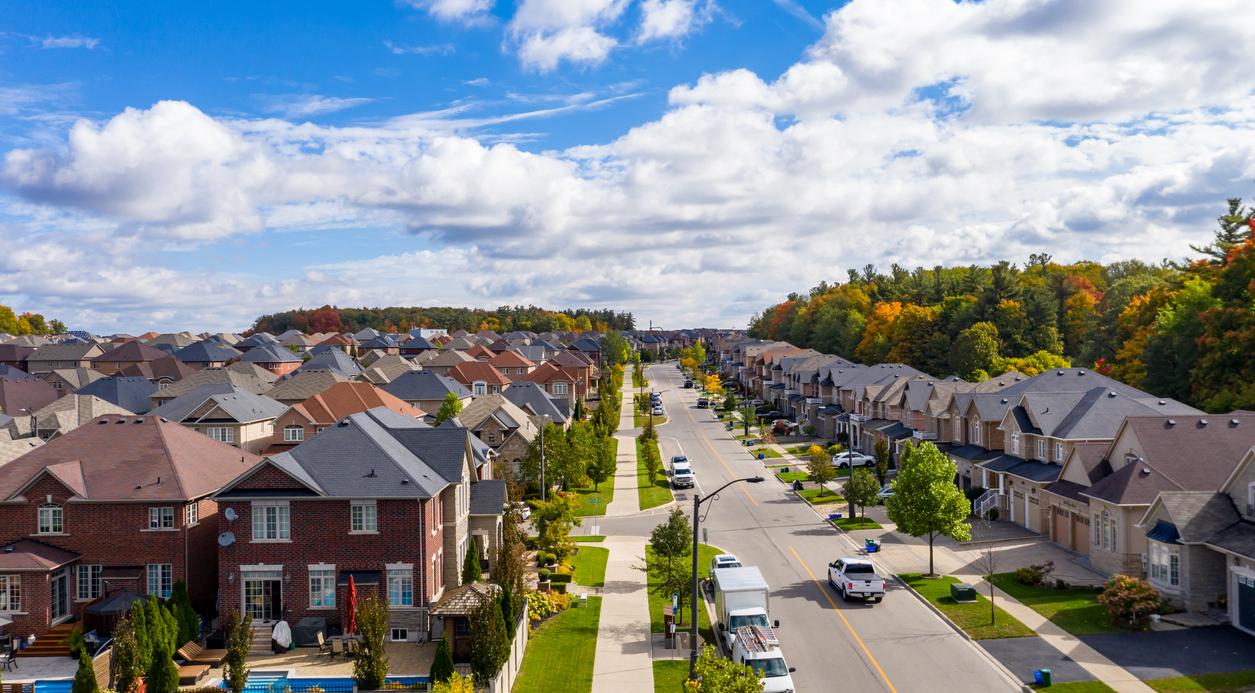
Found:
[1,646,16,672]
[330,638,345,659]
[177,662,209,686]
[317,631,331,657]
[178,641,229,666]
[292,617,328,647]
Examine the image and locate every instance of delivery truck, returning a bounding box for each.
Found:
[713,566,775,653]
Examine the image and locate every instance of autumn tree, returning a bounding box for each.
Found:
[886,443,971,576]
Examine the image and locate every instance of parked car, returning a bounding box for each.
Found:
[832,451,876,468]
[683,379,694,388]
[711,554,742,572]
[512,501,532,521]
[877,483,894,501]
[759,411,787,421]
[827,557,885,603]
[697,397,709,408]
[652,406,665,416]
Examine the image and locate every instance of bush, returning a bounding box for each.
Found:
[538,568,550,580]
[548,573,572,584]
[963,486,987,502]
[985,507,999,521]
[1097,574,1162,630]
[526,589,570,624]
[1014,561,1055,586]
[430,638,455,683]
[353,595,391,689]
[552,583,567,594]
[1054,578,1070,590]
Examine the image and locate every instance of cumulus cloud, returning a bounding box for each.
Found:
[403,0,494,23]
[4,0,1255,332]
[508,0,630,71]
[636,0,714,43]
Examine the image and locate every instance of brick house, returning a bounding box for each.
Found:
[382,371,472,415]
[214,408,504,642]
[264,381,425,456]
[90,340,170,376]
[446,362,511,397]
[454,394,538,477]
[0,414,260,639]
[238,344,304,376]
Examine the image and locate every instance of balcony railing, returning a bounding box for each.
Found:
[849,413,869,423]
[912,430,937,440]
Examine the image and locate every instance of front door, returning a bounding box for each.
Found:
[50,568,70,622]
[244,578,283,622]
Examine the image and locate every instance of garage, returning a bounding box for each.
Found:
[1236,569,1255,637]
[1072,513,1090,554]
[1052,507,1069,545]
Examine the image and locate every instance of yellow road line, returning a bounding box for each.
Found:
[679,390,758,507]
[788,546,897,693]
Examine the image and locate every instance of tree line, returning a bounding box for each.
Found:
[250,304,635,335]
[0,303,65,335]
[748,194,1255,412]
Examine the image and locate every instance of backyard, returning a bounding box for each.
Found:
[900,573,1035,640]
[988,573,1117,635]
[512,596,603,693]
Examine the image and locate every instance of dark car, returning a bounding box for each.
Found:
[759,411,787,421]
[683,380,694,388]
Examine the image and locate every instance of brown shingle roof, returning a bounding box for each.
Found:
[429,581,500,616]
[0,414,260,501]
[289,382,425,423]
[447,362,511,387]
[264,370,352,403]
[0,540,78,572]
[489,350,534,369]
[93,340,169,364]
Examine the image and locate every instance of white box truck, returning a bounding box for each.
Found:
[713,566,774,653]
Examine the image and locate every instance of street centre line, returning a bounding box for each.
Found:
[676,381,759,506]
[788,546,898,693]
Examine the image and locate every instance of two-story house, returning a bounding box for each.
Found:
[264,381,424,455]
[447,362,511,397]
[0,415,259,639]
[153,385,288,454]
[454,395,538,477]
[90,340,170,376]
[382,371,473,415]
[24,343,105,378]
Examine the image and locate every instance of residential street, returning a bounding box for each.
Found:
[594,363,1022,693]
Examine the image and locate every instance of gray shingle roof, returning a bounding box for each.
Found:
[382,371,471,401]
[469,479,507,515]
[239,344,303,364]
[173,340,242,363]
[153,385,286,424]
[296,349,362,377]
[502,382,567,423]
[76,376,156,414]
[1150,492,1241,544]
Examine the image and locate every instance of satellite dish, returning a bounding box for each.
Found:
[224,508,238,522]
[218,532,236,547]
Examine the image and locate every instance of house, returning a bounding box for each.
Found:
[75,376,157,414]
[0,344,34,372]
[0,378,58,420]
[238,344,304,376]
[292,349,362,379]
[213,408,504,638]
[382,371,473,414]
[488,351,535,378]
[455,395,538,476]
[120,354,197,389]
[145,333,197,350]
[91,340,170,376]
[464,344,494,362]
[428,582,500,661]
[150,364,276,409]
[501,381,569,430]
[312,333,359,358]
[399,335,436,359]
[547,351,598,398]
[360,354,414,385]
[265,382,425,455]
[419,349,475,376]
[0,437,41,465]
[360,335,400,357]
[263,369,352,406]
[0,395,132,441]
[153,385,287,454]
[233,333,280,353]
[518,363,580,403]
[0,414,260,639]
[446,362,511,397]
[44,368,107,398]
[25,343,105,377]
[277,331,316,353]
[568,337,603,368]
[173,340,243,369]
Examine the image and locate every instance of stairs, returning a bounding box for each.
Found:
[18,622,75,657]
[249,624,273,655]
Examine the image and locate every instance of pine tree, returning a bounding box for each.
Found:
[430,637,456,683]
[462,537,483,585]
[71,649,99,693]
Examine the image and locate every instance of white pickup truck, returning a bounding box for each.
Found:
[827,557,885,603]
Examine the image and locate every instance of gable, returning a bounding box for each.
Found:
[11,469,83,502]
[226,460,314,493]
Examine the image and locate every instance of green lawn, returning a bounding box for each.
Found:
[646,544,722,647]
[1032,682,1115,692]
[900,574,1035,640]
[749,447,782,459]
[988,573,1118,635]
[1145,670,1255,692]
[831,516,883,530]
[513,596,603,693]
[776,470,809,483]
[569,546,609,588]
[798,487,842,505]
[637,436,674,510]
[653,660,690,692]
[572,535,606,542]
[635,411,669,428]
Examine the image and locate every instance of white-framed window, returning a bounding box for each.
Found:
[283,425,305,442]
[472,382,487,396]
[1246,482,1255,516]
[1011,433,1021,456]
[969,420,981,446]
[76,565,102,601]
[952,416,961,440]
[38,503,63,534]
[552,382,568,395]
[1094,510,1117,552]
[148,506,174,530]
[351,501,377,533]
[1036,439,1046,461]
[485,432,498,445]
[1148,541,1180,588]
[252,502,290,541]
[147,564,172,597]
[309,567,336,608]
[185,502,199,527]
[0,575,21,611]
[388,567,414,607]
[1055,442,1065,462]
[390,628,409,642]
[206,426,233,443]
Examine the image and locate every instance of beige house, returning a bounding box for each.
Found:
[456,394,538,477]
[25,343,104,376]
[151,384,287,454]
[0,394,132,440]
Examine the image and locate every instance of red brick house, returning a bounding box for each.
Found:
[446,362,511,397]
[90,340,170,376]
[264,381,425,455]
[0,415,260,639]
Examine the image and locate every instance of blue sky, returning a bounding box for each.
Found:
[2,0,1254,333]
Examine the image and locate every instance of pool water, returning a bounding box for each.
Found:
[227,673,429,692]
[34,682,73,693]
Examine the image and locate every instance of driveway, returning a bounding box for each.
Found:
[1081,626,1255,680]
[978,636,1096,685]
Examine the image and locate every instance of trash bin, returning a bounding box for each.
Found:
[1034,669,1052,687]
[792,480,804,492]
[758,453,765,460]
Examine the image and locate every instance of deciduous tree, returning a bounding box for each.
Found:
[885,443,971,576]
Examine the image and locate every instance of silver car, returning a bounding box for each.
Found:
[831,451,876,468]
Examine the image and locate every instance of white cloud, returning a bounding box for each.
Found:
[403,0,494,23]
[636,0,713,43]
[383,40,456,56]
[5,0,1255,332]
[508,0,630,71]
[40,35,100,49]
[259,94,375,118]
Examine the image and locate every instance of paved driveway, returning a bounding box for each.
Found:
[1081,626,1255,680]
[978,636,1096,684]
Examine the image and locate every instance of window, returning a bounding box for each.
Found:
[206,426,233,443]
[952,417,961,440]
[76,565,102,601]
[472,382,486,396]
[454,620,471,636]
[252,503,290,541]
[552,382,568,396]
[283,426,305,442]
[1055,442,1065,462]
[390,628,409,642]
[1148,542,1180,588]
[1011,433,1021,455]
[1036,439,1047,461]
[969,420,981,446]
[0,575,20,611]
[38,503,63,534]
[148,506,174,529]
[309,567,336,608]
[485,432,498,446]
[1094,510,1117,552]
[351,501,377,533]
[388,567,414,607]
[185,502,199,527]
[147,564,172,597]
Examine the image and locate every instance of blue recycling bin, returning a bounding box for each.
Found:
[758,453,765,460]
[1034,669,1052,686]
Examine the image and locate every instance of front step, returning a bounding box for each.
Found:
[18,623,75,657]
[249,624,273,655]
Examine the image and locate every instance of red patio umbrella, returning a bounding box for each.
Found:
[346,575,358,635]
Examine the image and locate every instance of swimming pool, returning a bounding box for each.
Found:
[34,682,73,693]
[228,673,428,691]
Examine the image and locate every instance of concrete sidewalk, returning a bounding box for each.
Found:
[591,536,654,693]
[605,380,642,516]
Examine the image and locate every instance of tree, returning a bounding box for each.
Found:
[520,422,577,491]
[564,421,600,489]
[434,391,463,426]
[532,492,582,561]
[586,436,617,491]
[72,648,99,693]
[146,640,179,693]
[872,439,891,486]
[1191,197,1253,263]
[353,595,390,689]
[462,537,483,585]
[980,531,998,627]
[950,322,1000,380]
[493,502,527,596]
[430,637,456,684]
[648,509,693,625]
[128,600,152,676]
[843,468,880,518]
[1097,575,1162,630]
[431,672,476,693]
[722,392,738,412]
[885,443,971,576]
[169,580,199,645]
[686,644,763,692]
[111,613,143,693]
[223,610,253,693]
[739,402,757,436]
[640,434,662,488]
[806,445,836,490]
[470,594,510,686]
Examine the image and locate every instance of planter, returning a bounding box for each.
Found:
[538,581,551,593]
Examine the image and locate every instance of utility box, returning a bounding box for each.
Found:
[950,582,978,603]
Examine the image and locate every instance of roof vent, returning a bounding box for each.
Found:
[364,469,377,478]
[1000,398,1008,404]
[115,419,125,424]
[1078,370,1086,376]
[1231,418,1240,426]
[1057,371,1064,376]
[133,419,144,424]
[1199,418,1209,427]
[97,419,108,425]
[1140,467,1151,476]
[1107,391,1118,398]
[400,479,409,485]
[1166,419,1176,427]
[1157,400,1165,405]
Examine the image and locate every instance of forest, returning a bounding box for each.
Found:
[250,304,635,336]
[749,197,1255,412]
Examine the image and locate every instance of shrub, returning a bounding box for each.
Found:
[1054,579,1070,590]
[548,573,572,584]
[985,507,999,521]
[552,583,567,594]
[1097,574,1162,630]
[223,610,252,693]
[526,589,570,624]
[1014,561,1055,586]
[963,486,987,502]
[538,568,551,580]
[353,595,390,689]
[72,649,99,693]
[430,638,455,683]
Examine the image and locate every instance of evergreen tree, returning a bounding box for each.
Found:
[145,640,179,693]
[223,610,253,693]
[470,594,510,686]
[430,638,456,683]
[462,537,483,585]
[71,649,99,693]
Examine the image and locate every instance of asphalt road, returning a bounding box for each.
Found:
[594,363,1020,693]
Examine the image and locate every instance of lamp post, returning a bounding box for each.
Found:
[689,475,764,682]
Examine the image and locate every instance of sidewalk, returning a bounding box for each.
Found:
[605,380,641,517]
[591,536,654,693]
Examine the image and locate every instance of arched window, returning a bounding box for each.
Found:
[283,425,305,442]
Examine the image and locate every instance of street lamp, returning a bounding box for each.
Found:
[689,475,764,682]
